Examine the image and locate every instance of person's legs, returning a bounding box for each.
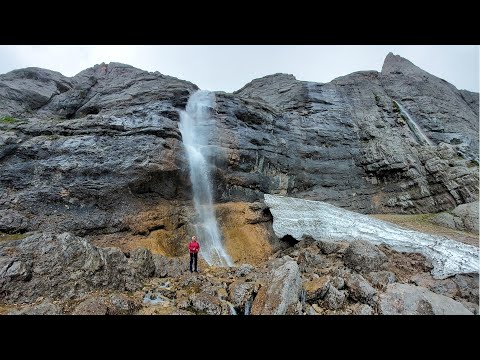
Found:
[189,253,193,272]
[194,253,198,272]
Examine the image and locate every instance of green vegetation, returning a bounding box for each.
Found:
[374,94,380,103]
[0,231,28,242]
[0,116,18,123]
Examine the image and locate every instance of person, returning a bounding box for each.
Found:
[188,235,200,273]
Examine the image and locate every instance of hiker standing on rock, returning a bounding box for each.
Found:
[188,235,200,273]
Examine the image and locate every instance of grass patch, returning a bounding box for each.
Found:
[371,213,478,246]
[0,231,28,242]
[0,116,18,123]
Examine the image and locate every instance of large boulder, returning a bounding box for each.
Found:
[190,293,223,315]
[378,283,473,315]
[366,271,397,290]
[344,272,377,305]
[0,232,155,304]
[431,201,479,233]
[72,296,109,315]
[322,284,347,310]
[343,240,388,273]
[303,276,331,303]
[251,260,302,315]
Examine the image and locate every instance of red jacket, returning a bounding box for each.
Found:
[188,240,200,254]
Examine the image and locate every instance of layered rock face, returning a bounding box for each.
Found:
[0,55,478,256]
[0,63,198,246]
[214,54,478,213]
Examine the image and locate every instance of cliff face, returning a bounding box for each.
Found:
[213,53,478,212]
[0,55,478,251]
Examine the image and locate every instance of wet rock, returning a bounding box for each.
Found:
[228,281,257,314]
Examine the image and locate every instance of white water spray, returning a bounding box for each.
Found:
[179,90,233,267]
[394,100,434,146]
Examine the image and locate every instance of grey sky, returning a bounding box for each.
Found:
[0,45,478,92]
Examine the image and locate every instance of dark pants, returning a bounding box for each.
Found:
[190,252,198,272]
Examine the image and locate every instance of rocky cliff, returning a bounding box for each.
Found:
[0,54,478,256]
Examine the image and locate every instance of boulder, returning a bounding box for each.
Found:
[72,296,108,315]
[0,232,155,304]
[8,299,62,315]
[251,260,302,315]
[303,276,330,302]
[323,285,346,310]
[367,271,397,289]
[353,304,374,315]
[191,293,223,315]
[344,240,388,273]
[344,272,377,305]
[378,283,473,315]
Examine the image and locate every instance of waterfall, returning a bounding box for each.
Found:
[179,90,233,267]
[394,100,434,146]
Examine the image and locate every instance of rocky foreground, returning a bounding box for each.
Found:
[1,232,477,315]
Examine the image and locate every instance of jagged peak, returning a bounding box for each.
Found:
[234,73,297,94]
[381,52,427,76]
[1,66,69,80]
[73,62,142,78]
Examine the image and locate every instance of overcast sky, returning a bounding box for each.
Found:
[0,45,478,92]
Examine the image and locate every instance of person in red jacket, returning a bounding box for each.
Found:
[188,235,200,273]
